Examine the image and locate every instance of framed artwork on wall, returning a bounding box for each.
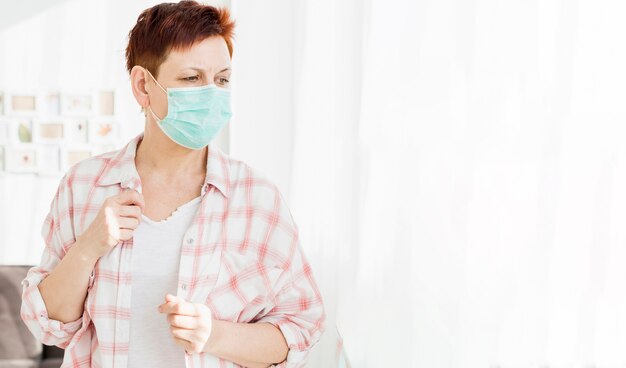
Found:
[66,119,88,143]
[88,119,119,144]
[41,91,61,116]
[61,146,93,170]
[11,119,33,144]
[61,93,93,116]
[33,121,65,143]
[6,93,37,116]
[5,146,38,173]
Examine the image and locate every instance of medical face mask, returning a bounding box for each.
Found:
[145,69,232,150]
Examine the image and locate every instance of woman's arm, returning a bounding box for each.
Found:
[37,240,99,323]
[204,320,288,368]
[159,294,288,367]
[160,186,325,367]
[39,189,144,323]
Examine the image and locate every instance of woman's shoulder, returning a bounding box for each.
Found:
[225,156,298,228]
[55,147,122,196]
[229,156,274,184]
[62,149,118,182]
[226,156,285,203]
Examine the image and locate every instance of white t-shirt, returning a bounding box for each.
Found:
[127,196,202,368]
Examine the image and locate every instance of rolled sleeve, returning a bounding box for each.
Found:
[249,178,327,367]
[20,272,84,348]
[260,316,320,368]
[256,229,326,367]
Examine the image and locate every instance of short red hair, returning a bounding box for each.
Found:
[125,1,235,77]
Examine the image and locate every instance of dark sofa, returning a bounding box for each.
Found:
[0,265,65,368]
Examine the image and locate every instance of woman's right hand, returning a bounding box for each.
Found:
[77,188,145,259]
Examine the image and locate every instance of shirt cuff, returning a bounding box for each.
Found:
[21,273,84,338]
[261,318,312,368]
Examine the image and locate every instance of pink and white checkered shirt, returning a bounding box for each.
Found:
[20,132,326,368]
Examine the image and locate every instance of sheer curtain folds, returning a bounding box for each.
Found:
[286,0,626,367]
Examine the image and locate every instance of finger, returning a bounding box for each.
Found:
[159,301,181,315]
[158,294,182,310]
[171,327,194,343]
[115,189,145,210]
[105,207,121,240]
[159,301,198,316]
[158,301,176,314]
[167,314,198,329]
[118,216,139,230]
[119,205,142,220]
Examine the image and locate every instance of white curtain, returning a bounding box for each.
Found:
[287,0,626,367]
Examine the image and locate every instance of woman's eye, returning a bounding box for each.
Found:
[183,76,199,82]
[218,77,230,85]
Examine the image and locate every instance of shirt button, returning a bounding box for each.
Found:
[181,284,187,290]
[186,238,194,244]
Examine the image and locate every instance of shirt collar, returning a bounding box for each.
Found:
[95,131,230,198]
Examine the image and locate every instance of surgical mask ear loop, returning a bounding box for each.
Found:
[145,68,167,94]
[144,67,167,121]
[147,104,163,123]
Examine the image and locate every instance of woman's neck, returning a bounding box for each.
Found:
[135,121,207,180]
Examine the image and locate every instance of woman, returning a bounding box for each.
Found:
[19,2,325,367]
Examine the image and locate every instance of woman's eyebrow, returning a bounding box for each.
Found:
[184,67,231,74]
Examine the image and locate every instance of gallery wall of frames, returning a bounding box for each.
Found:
[0,90,122,175]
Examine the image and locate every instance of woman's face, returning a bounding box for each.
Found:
[134,35,232,122]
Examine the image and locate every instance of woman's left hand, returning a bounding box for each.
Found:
[158,294,213,354]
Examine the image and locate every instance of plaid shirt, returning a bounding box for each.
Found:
[20,132,326,368]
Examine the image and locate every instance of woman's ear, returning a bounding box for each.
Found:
[130,65,150,113]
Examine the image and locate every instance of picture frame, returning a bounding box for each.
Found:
[33,120,65,143]
[61,92,93,116]
[6,93,37,116]
[11,118,33,144]
[60,145,93,170]
[4,146,38,173]
[66,119,88,144]
[88,119,119,144]
[40,91,61,116]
